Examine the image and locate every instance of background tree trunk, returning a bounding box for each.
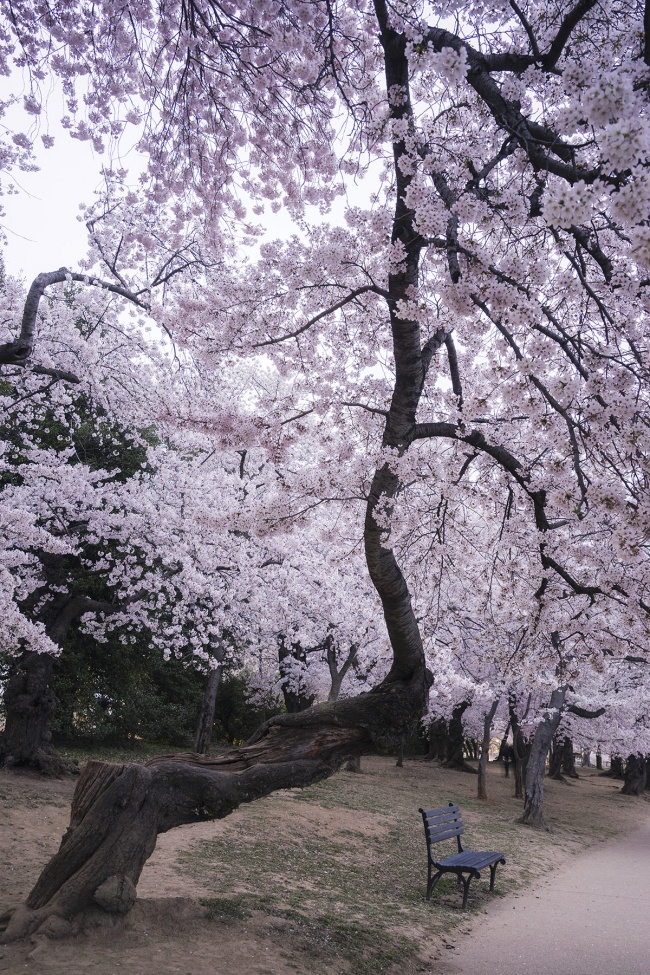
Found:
[477,698,499,801]
[443,702,476,772]
[520,686,567,827]
[621,754,647,795]
[427,718,447,760]
[193,653,225,755]
[608,756,625,778]
[0,652,58,772]
[561,737,579,778]
[278,638,317,713]
[326,641,357,703]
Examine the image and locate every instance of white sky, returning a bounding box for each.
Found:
[0,70,141,282]
[1,132,102,281]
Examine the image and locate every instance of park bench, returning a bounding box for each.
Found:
[419,802,506,909]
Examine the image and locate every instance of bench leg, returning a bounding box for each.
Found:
[427,869,444,900]
[489,862,498,892]
[489,857,506,892]
[460,873,473,909]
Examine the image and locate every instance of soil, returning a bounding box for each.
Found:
[0,756,647,975]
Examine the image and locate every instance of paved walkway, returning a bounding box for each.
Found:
[436,819,650,975]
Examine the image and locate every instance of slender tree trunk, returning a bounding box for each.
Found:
[520,686,567,827]
[193,657,225,755]
[513,731,530,800]
[548,735,563,779]
[477,698,499,801]
[508,698,529,799]
[326,641,357,703]
[596,748,602,770]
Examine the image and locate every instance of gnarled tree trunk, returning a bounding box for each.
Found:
[0,658,427,940]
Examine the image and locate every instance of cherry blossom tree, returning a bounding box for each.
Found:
[1,0,650,937]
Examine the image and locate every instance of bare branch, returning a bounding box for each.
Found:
[250,285,385,348]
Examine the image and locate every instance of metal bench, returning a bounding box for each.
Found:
[419,802,506,909]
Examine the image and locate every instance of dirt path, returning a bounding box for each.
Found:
[436,819,650,975]
[1,759,647,975]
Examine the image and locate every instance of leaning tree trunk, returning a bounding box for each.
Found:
[477,698,499,801]
[0,667,426,941]
[520,686,567,828]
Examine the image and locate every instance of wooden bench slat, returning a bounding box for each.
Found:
[425,826,464,844]
[420,805,460,822]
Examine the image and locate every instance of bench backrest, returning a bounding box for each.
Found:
[419,802,465,855]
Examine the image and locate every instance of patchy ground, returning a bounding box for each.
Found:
[1,755,647,975]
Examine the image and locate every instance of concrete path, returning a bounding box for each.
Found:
[436,819,650,975]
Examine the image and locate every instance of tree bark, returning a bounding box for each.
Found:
[477,698,499,801]
[520,686,567,827]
